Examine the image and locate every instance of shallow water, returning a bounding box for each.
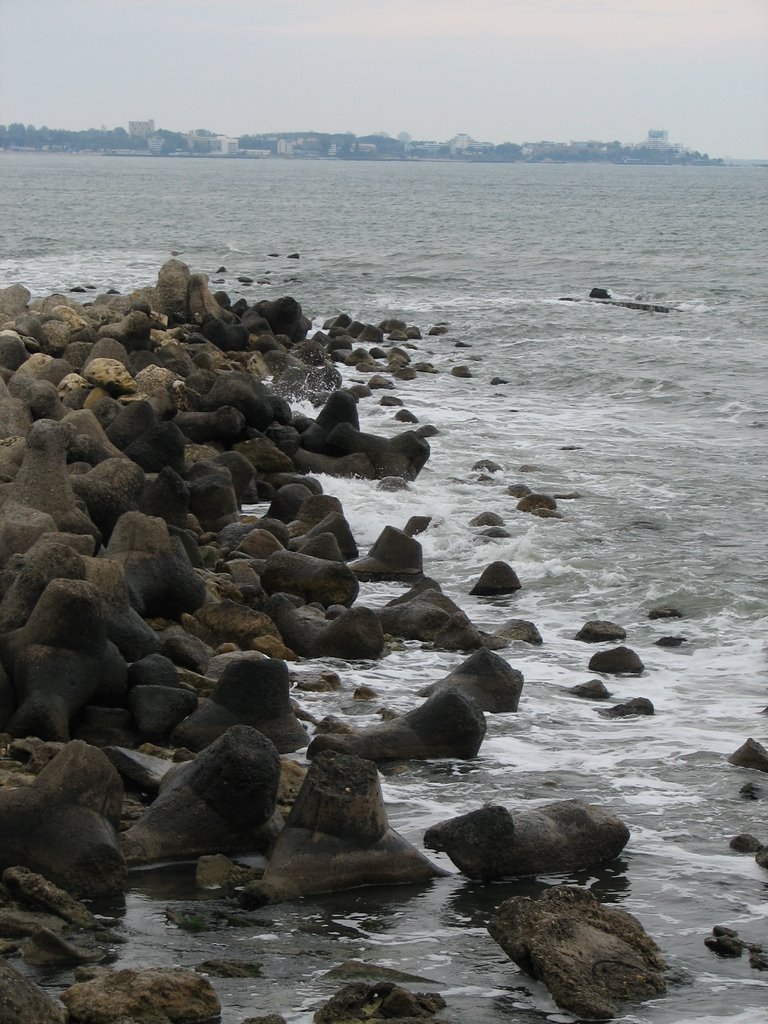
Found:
[1,154,767,1021]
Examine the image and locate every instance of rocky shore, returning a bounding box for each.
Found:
[0,261,764,1023]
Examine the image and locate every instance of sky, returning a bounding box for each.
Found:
[1,0,766,158]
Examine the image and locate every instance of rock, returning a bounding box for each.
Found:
[469,560,521,596]
[83,357,137,396]
[194,957,262,977]
[488,884,667,1020]
[1,577,127,741]
[588,645,645,675]
[349,526,423,582]
[121,725,282,865]
[61,966,221,1024]
[575,619,627,643]
[377,586,484,651]
[729,833,763,853]
[648,605,683,619]
[570,678,612,699]
[728,738,768,773]
[129,684,198,743]
[103,745,173,795]
[268,593,384,661]
[493,618,542,645]
[324,423,430,482]
[105,511,206,619]
[22,925,106,966]
[599,697,655,718]
[0,959,68,1024]
[2,865,98,928]
[260,549,359,607]
[654,634,687,647]
[418,648,523,713]
[425,800,629,879]
[239,751,446,906]
[313,982,446,1023]
[171,657,308,753]
[0,740,126,897]
[306,689,486,763]
[517,492,557,513]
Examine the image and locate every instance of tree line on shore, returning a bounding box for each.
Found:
[0,122,721,164]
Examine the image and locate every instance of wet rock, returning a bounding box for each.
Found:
[269,593,384,661]
[469,560,521,596]
[648,605,683,619]
[121,725,282,865]
[195,957,262,977]
[418,648,523,713]
[425,800,629,879]
[239,751,446,906]
[575,620,627,643]
[313,981,447,1023]
[349,525,423,582]
[2,865,98,928]
[103,745,172,794]
[378,586,483,651]
[599,697,654,718]
[22,925,106,966]
[61,966,221,1024]
[655,635,687,647]
[489,884,667,1020]
[588,645,644,675]
[728,738,768,774]
[729,833,763,853]
[493,618,543,645]
[306,688,486,763]
[516,492,557,513]
[570,678,612,699]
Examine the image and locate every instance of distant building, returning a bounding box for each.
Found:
[128,120,155,138]
[277,139,293,156]
[148,135,164,155]
[645,129,669,148]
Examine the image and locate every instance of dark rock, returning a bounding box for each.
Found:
[493,618,542,645]
[307,688,486,763]
[261,549,359,607]
[575,619,627,643]
[599,697,655,718]
[0,959,68,1024]
[60,966,221,1024]
[268,593,384,661]
[313,981,446,1023]
[469,560,521,596]
[588,645,645,675]
[728,738,768,774]
[171,658,308,754]
[648,605,683,619]
[129,685,198,743]
[517,492,557,513]
[419,648,523,713]
[349,526,423,581]
[570,678,612,699]
[655,635,687,647]
[121,725,282,865]
[729,833,763,853]
[425,800,629,879]
[0,740,126,896]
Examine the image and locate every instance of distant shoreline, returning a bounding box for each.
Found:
[1,149,755,166]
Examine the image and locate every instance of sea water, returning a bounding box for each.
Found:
[1,154,766,1022]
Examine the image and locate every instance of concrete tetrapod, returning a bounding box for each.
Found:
[239,750,448,906]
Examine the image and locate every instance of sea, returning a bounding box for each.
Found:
[1,153,766,1023]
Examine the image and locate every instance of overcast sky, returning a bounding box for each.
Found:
[1,0,766,158]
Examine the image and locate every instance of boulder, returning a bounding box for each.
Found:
[599,697,654,718]
[493,618,543,645]
[261,549,359,607]
[121,725,282,865]
[378,586,484,651]
[488,885,667,1020]
[469,560,522,596]
[349,526,423,582]
[307,688,486,763]
[0,959,68,1024]
[313,982,446,1023]
[269,593,384,661]
[170,658,308,753]
[60,966,221,1024]
[425,800,629,879]
[239,751,446,906]
[325,423,430,481]
[418,648,523,713]
[728,738,768,774]
[588,645,644,675]
[575,620,627,643]
[0,740,126,896]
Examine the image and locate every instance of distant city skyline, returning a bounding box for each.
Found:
[1,0,766,160]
